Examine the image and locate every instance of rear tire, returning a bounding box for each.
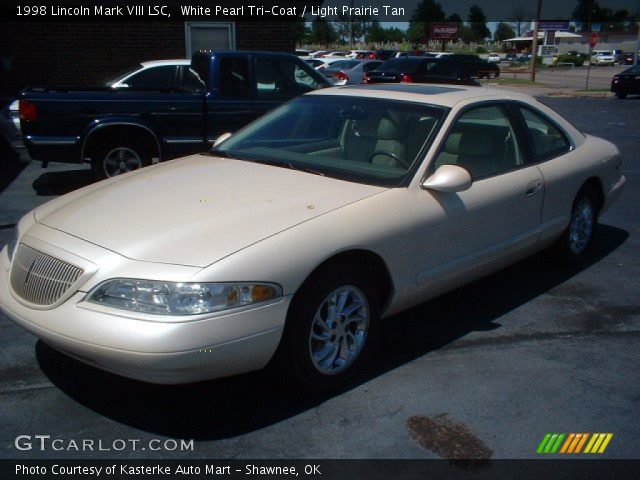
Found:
[90,137,153,180]
[615,92,627,99]
[280,268,380,394]
[552,185,599,264]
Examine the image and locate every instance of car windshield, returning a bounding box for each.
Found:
[623,64,640,74]
[213,95,446,187]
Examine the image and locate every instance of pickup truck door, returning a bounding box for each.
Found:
[206,56,256,144]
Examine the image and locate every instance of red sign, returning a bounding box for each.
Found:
[430,24,460,41]
[589,32,599,48]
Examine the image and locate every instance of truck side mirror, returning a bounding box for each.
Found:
[213,132,232,147]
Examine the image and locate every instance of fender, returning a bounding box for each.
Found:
[79,117,162,163]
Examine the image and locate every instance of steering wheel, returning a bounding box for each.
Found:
[367,150,409,169]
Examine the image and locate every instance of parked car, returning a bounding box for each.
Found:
[487,53,502,63]
[313,57,348,72]
[1,85,625,391]
[610,63,640,99]
[591,50,616,66]
[622,52,637,65]
[321,60,383,85]
[363,57,479,85]
[613,49,624,65]
[17,51,330,179]
[448,54,501,78]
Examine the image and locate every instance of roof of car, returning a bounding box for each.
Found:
[140,59,190,67]
[307,84,534,108]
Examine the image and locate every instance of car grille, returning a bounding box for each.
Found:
[10,244,84,306]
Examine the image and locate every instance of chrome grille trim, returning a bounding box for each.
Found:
[10,244,84,306]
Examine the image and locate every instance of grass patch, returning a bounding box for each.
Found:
[574,88,609,92]
[489,78,548,86]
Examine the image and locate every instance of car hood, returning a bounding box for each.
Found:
[35,155,386,267]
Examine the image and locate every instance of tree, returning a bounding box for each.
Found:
[407,0,446,44]
[293,16,308,46]
[494,22,516,42]
[509,6,529,36]
[309,17,337,46]
[467,4,491,42]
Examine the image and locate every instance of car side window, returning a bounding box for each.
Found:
[178,66,205,93]
[218,57,250,98]
[433,105,524,180]
[518,107,571,160]
[255,58,321,97]
[126,66,178,89]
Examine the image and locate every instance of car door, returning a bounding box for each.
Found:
[411,103,544,292]
[124,65,206,159]
[206,55,255,142]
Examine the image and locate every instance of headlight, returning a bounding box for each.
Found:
[86,279,282,315]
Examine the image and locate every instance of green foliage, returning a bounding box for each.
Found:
[475,46,488,54]
[408,0,446,43]
[310,17,337,46]
[467,4,491,42]
[494,22,516,42]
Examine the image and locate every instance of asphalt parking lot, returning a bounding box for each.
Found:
[0,95,638,461]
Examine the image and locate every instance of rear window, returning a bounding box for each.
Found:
[328,60,360,70]
[378,58,423,73]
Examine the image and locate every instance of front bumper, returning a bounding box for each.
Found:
[0,244,290,384]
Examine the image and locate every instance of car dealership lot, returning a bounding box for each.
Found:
[0,97,638,459]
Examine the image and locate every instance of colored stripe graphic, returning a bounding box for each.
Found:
[537,433,565,454]
[584,433,614,454]
[539,433,613,454]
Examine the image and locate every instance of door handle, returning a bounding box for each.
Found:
[525,180,542,197]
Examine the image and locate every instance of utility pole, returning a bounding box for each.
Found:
[530,0,543,81]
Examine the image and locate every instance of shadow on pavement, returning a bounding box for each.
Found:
[32,168,95,196]
[36,225,629,440]
[0,154,28,195]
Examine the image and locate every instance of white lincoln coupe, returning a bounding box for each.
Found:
[0,85,626,391]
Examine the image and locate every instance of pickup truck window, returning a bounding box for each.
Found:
[126,66,178,89]
[256,58,322,97]
[219,57,250,98]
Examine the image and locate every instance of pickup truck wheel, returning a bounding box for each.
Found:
[282,269,380,394]
[91,139,152,179]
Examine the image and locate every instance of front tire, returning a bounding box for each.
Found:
[282,269,380,393]
[553,185,599,263]
[615,92,627,99]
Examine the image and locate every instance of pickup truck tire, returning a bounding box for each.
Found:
[90,137,153,179]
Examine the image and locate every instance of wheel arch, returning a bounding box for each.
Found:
[292,248,395,315]
[580,176,605,212]
[80,122,161,162]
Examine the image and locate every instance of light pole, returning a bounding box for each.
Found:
[530,0,543,82]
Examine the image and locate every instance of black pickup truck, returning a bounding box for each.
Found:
[18,51,330,178]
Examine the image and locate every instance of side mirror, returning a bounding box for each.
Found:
[213,132,232,148]
[421,164,472,193]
